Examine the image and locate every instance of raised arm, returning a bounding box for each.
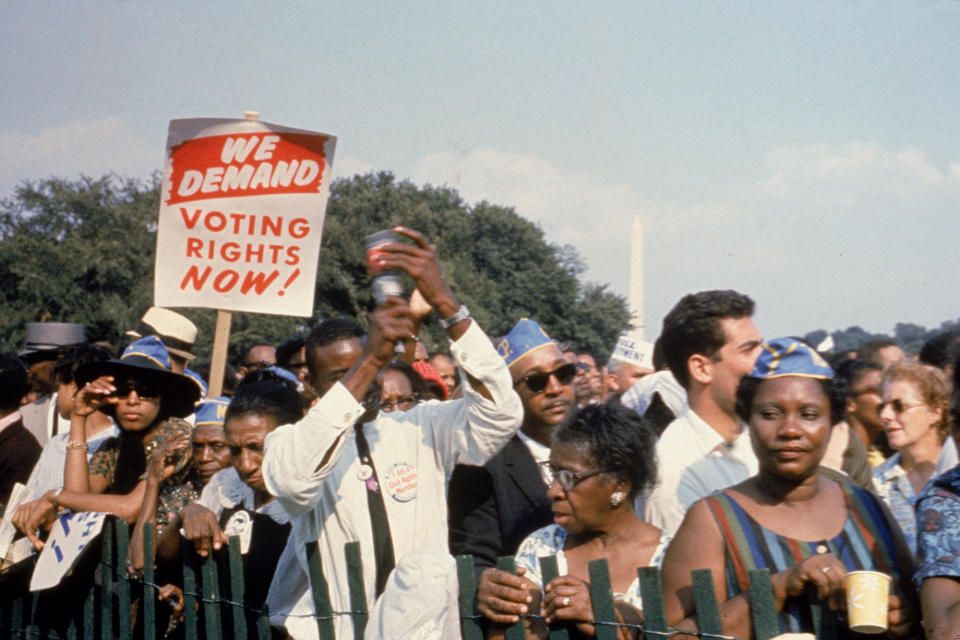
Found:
[63,375,118,492]
[262,298,414,514]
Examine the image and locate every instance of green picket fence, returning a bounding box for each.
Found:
[0,516,783,640]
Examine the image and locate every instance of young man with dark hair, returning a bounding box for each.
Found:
[0,353,42,507]
[303,318,366,397]
[643,289,763,536]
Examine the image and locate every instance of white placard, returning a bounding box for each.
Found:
[0,482,32,560]
[154,118,337,317]
[30,511,106,591]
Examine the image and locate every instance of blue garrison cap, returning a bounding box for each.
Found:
[268,365,306,393]
[184,368,209,401]
[497,318,553,367]
[194,396,230,428]
[751,337,833,380]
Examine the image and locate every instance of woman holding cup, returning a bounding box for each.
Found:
[661,338,919,638]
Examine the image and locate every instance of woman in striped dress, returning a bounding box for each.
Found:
[661,338,920,639]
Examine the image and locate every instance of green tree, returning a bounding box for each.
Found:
[0,172,631,361]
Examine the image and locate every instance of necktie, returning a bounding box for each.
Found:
[355,422,396,597]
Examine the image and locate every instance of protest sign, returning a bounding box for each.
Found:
[30,511,106,591]
[154,118,336,317]
[0,483,32,564]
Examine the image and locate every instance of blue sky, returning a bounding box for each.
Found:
[2,2,958,343]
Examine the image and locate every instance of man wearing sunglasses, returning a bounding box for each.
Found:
[448,319,575,610]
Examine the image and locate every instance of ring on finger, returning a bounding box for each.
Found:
[821,566,831,574]
[560,596,570,607]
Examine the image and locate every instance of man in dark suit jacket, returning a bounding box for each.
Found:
[448,319,575,578]
[0,353,42,508]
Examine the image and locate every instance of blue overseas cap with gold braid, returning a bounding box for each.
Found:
[498,318,553,367]
[194,396,230,428]
[750,337,833,380]
[268,365,306,393]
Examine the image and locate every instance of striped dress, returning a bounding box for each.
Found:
[704,482,901,639]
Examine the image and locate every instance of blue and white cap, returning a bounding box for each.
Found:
[497,318,553,367]
[750,337,833,380]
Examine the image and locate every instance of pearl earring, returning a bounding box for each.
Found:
[610,491,626,508]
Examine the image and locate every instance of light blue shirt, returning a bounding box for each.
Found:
[873,438,958,552]
[25,422,119,497]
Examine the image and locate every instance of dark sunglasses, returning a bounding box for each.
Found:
[516,363,578,393]
[876,398,925,416]
[111,381,161,399]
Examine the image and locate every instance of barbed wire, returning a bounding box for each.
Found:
[1,555,754,640]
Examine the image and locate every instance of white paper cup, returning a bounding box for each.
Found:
[844,570,891,633]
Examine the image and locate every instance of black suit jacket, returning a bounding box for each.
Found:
[0,416,42,507]
[448,435,553,575]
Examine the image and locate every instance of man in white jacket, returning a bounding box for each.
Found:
[261,227,523,639]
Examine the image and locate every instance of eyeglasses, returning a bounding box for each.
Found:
[516,363,578,393]
[379,395,419,413]
[877,399,926,416]
[539,461,609,491]
[111,381,161,399]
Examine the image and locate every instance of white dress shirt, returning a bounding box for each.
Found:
[261,321,523,640]
[643,406,758,536]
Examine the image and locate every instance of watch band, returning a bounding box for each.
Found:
[438,304,470,329]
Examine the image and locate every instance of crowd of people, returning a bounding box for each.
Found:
[2,226,960,639]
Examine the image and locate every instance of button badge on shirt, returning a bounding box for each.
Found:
[384,462,418,502]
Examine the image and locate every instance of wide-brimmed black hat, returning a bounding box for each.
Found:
[76,336,200,419]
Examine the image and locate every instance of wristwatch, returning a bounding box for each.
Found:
[438,304,470,329]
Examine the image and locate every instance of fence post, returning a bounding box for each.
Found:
[305,542,336,640]
[344,541,368,639]
[747,569,779,640]
[227,536,248,640]
[201,551,224,640]
[142,522,156,640]
[10,596,24,640]
[538,555,570,640]
[101,518,114,640]
[83,581,96,640]
[456,555,484,640]
[637,566,669,639]
[182,540,199,640]
[115,519,132,640]
[586,558,618,640]
[691,568,723,638]
[496,556,526,640]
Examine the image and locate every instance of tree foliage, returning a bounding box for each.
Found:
[0,172,631,361]
[802,318,960,356]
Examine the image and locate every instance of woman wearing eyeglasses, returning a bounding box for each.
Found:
[872,361,955,552]
[497,402,663,639]
[377,361,426,413]
[13,336,200,549]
